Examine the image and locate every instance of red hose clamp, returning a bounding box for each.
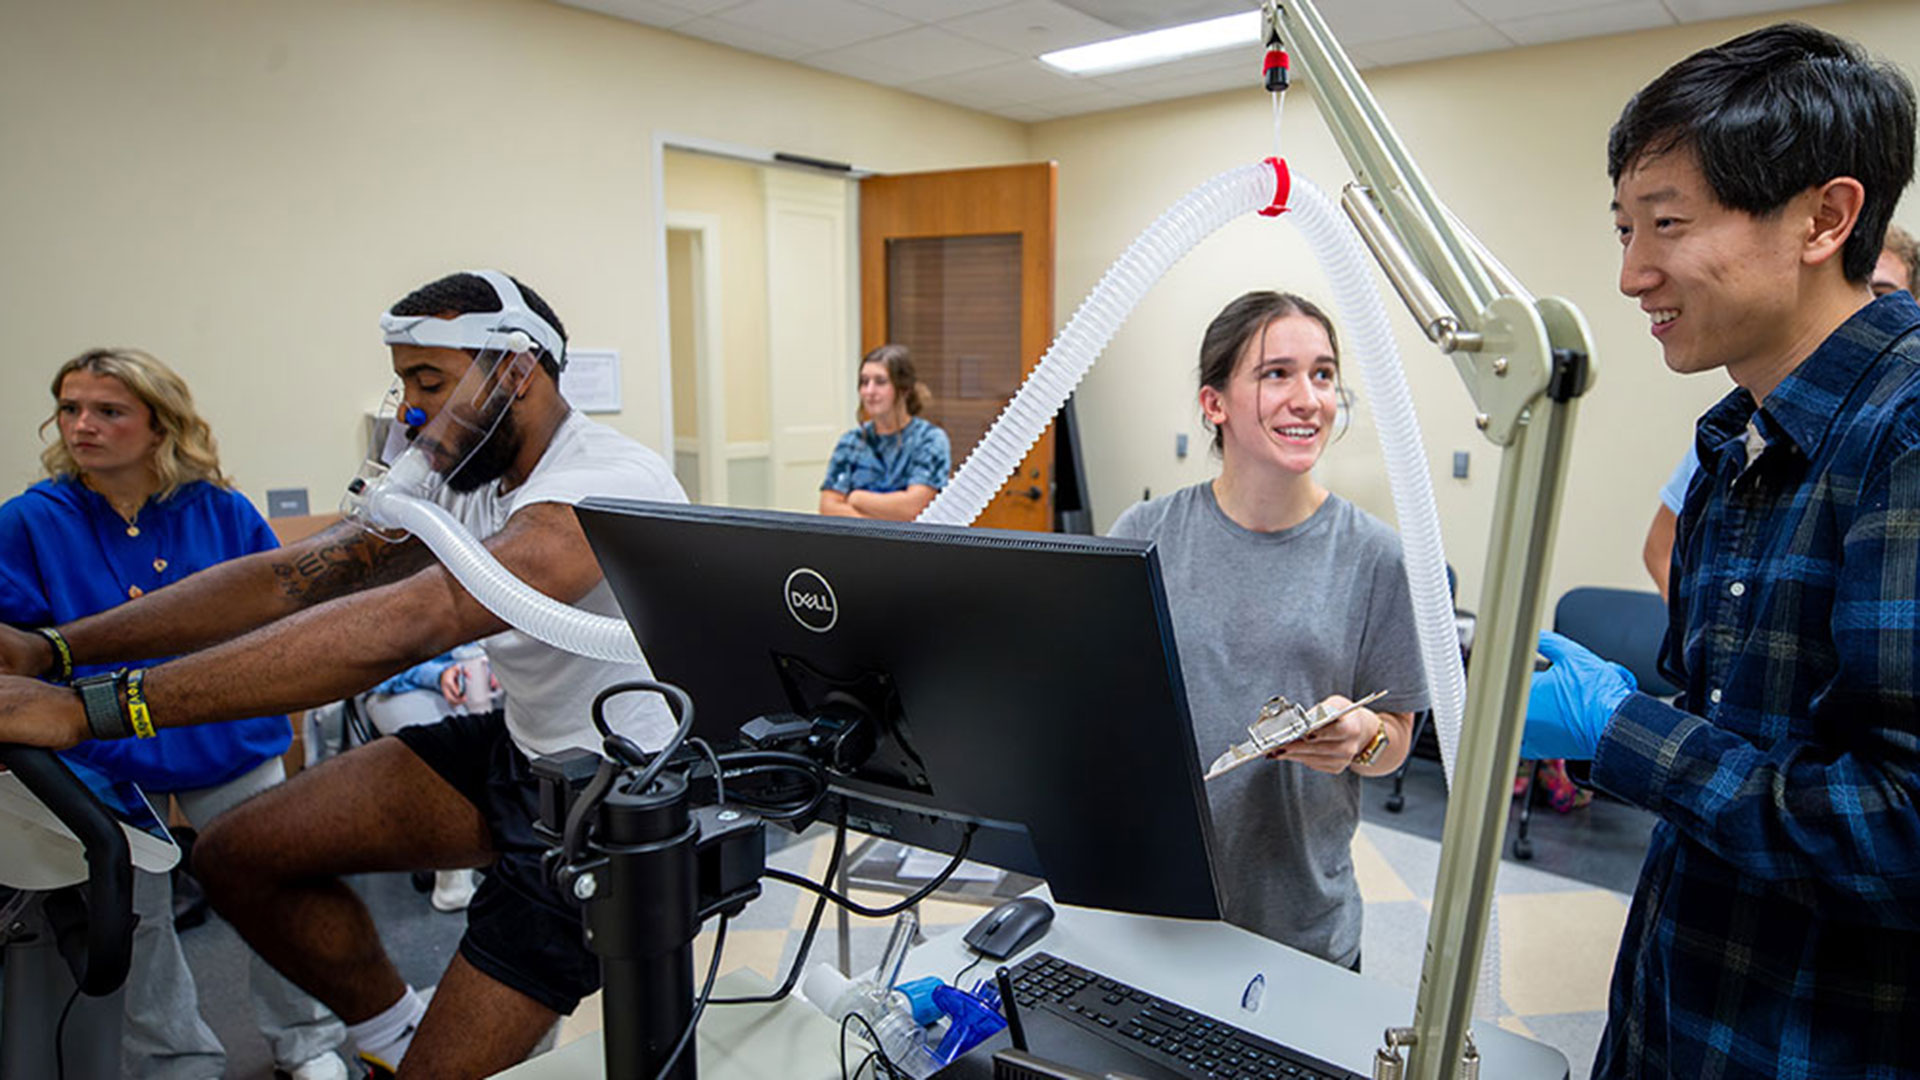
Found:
[1263,48,1290,92]
[1259,156,1291,217]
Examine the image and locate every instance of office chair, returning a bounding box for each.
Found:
[1510,586,1674,859]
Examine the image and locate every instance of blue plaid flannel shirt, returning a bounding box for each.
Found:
[1590,292,1920,1078]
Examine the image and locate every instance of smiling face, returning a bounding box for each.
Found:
[56,370,162,482]
[1200,314,1339,478]
[857,360,899,423]
[1613,149,1820,386]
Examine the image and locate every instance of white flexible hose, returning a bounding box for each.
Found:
[920,163,1283,528]
[364,473,645,663]
[917,159,1488,1010]
[920,162,1466,779]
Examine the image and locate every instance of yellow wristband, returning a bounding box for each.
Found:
[37,626,74,682]
[125,667,157,739]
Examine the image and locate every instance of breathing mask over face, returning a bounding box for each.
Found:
[344,270,566,530]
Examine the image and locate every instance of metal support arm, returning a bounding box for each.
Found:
[1265,3,1597,1078]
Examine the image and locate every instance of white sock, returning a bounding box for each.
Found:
[347,985,427,1070]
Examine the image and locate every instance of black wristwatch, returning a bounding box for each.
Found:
[74,671,132,741]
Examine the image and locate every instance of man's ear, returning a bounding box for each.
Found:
[1803,176,1866,271]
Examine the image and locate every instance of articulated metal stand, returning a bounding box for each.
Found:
[1266,4,1595,1077]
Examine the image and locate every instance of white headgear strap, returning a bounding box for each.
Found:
[378,269,566,369]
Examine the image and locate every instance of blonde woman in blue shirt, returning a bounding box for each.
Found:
[819,344,951,521]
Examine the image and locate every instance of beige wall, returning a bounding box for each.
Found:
[5,0,1914,614]
[1033,0,1919,610]
[661,151,774,446]
[0,0,1026,511]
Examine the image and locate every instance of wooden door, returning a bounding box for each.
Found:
[860,163,1056,532]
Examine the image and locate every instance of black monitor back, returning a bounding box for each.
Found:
[576,500,1221,921]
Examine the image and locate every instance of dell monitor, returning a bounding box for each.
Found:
[575,500,1222,921]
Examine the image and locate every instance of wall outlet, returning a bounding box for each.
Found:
[1451,451,1470,480]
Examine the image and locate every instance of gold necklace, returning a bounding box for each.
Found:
[80,475,149,537]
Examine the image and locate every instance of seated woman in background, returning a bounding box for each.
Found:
[818,344,951,521]
[0,348,348,1079]
[1108,292,1428,972]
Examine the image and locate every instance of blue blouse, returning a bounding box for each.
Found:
[819,417,951,495]
[0,477,291,791]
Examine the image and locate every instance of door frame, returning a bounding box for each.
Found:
[651,132,870,505]
[663,211,726,505]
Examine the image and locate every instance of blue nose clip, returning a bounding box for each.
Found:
[402,406,427,427]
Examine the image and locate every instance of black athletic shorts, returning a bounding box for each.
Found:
[392,710,600,1014]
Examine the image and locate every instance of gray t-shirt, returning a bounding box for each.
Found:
[1110,483,1428,966]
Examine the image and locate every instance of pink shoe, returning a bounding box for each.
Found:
[1535,759,1592,813]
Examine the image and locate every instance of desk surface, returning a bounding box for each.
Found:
[502,890,1569,1079]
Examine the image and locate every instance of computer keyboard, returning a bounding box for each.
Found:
[1005,951,1366,1080]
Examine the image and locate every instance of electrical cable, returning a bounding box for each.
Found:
[54,983,81,1080]
[840,1010,906,1080]
[766,824,976,919]
[953,951,987,989]
[687,737,725,808]
[704,752,828,821]
[561,680,698,877]
[713,807,850,1007]
[651,913,730,1080]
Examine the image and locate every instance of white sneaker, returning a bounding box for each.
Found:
[430,869,476,912]
[283,1051,349,1080]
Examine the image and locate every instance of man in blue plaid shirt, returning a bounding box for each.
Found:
[1524,23,1920,1078]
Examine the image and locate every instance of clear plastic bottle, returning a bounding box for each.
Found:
[799,911,935,1077]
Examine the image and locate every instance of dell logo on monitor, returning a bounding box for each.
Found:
[785,568,838,633]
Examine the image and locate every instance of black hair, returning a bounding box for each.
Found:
[1607,23,1916,283]
[861,343,930,417]
[1197,291,1339,454]
[388,272,569,381]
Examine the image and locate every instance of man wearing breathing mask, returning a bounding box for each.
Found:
[0,270,685,1078]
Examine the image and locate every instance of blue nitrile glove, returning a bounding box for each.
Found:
[1521,631,1636,761]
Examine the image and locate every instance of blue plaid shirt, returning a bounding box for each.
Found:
[1591,292,1920,1078]
[819,417,951,495]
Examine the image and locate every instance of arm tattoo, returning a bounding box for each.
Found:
[272,526,430,605]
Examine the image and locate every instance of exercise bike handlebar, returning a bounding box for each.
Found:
[0,745,135,996]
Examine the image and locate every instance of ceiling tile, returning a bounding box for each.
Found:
[851,0,1005,20]
[1092,46,1258,89]
[938,0,1129,55]
[1664,0,1845,19]
[671,15,814,58]
[1458,0,1602,19]
[804,26,1021,85]
[905,57,1095,108]
[998,103,1066,122]
[1361,23,1516,67]
[701,0,914,53]
[1118,66,1262,105]
[1318,0,1490,46]
[1056,0,1251,35]
[1017,86,1145,115]
[1497,0,1672,48]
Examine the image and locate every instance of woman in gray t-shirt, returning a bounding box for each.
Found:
[1110,291,1429,969]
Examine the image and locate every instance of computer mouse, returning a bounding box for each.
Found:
[964,896,1054,960]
